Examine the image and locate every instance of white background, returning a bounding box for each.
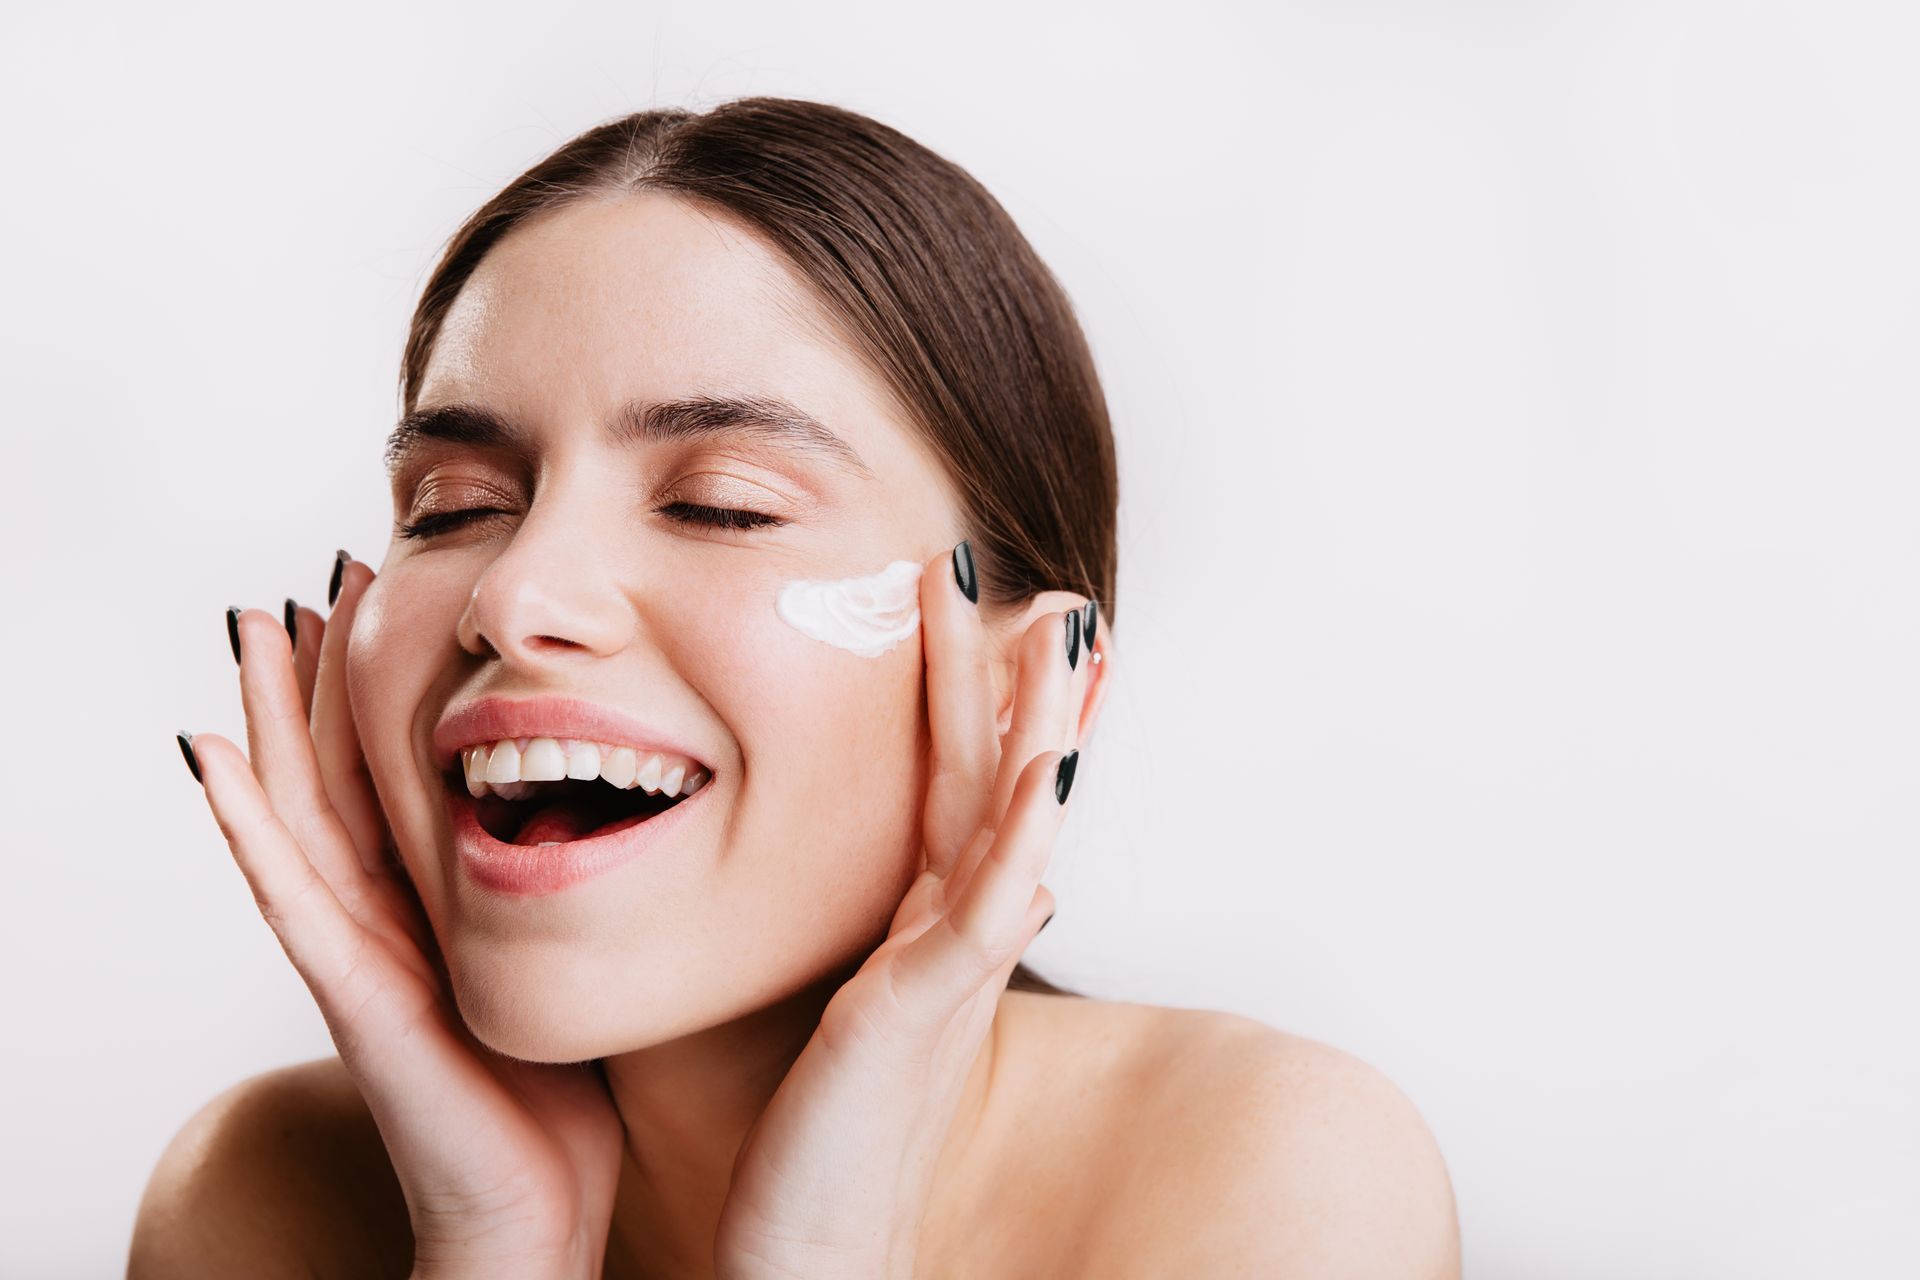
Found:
[4,2,1915,1276]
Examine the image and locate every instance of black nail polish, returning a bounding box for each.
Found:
[1080,600,1098,651]
[227,606,242,665]
[1038,911,1055,936]
[283,598,299,648]
[329,549,349,607]
[176,731,203,784]
[1055,749,1079,804]
[1063,608,1080,670]
[951,540,978,604]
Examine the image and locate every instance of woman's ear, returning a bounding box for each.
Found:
[983,590,1114,749]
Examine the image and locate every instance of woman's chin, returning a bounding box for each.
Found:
[442,958,694,1064]
[451,992,625,1064]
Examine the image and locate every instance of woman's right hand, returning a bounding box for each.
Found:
[179,554,626,1280]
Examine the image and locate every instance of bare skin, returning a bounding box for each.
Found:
[135,995,1458,1278]
[134,190,1460,1277]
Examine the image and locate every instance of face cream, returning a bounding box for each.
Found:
[775,559,925,658]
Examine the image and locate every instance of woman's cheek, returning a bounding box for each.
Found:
[343,568,398,761]
[752,560,923,746]
[343,563,454,865]
[711,568,927,935]
[690,561,926,796]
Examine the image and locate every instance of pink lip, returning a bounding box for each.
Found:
[432,694,710,774]
[445,772,711,896]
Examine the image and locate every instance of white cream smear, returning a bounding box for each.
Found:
[775,559,925,658]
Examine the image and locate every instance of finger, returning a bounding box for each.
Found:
[189,732,372,996]
[890,749,1072,1027]
[311,557,392,878]
[988,609,1077,831]
[191,731,461,1077]
[304,561,439,967]
[233,604,383,907]
[1062,601,1093,753]
[921,540,997,878]
[287,599,323,719]
[926,824,996,925]
[1073,600,1104,750]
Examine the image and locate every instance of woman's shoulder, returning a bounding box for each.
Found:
[989,991,1462,1278]
[129,1056,412,1279]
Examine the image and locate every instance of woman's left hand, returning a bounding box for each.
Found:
[713,543,1089,1279]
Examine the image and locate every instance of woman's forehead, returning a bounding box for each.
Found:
[410,194,954,507]
[426,193,846,395]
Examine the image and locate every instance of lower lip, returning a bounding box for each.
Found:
[446,778,710,897]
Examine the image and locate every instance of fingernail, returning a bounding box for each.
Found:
[1080,600,1098,650]
[226,606,242,665]
[951,539,978,605]
[1063,608,1081,671]
[328,549,350,607]
[283,598,299,648]
[176,731,203,784]
[1038,911,1055,935]
[1055,748,1079,804]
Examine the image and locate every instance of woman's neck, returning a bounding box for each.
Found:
[597,963,1003,1276]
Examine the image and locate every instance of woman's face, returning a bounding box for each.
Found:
[347,192,969,1062]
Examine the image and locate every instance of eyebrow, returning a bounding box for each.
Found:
[383,394,874,480]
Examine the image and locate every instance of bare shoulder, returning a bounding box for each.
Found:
[1001,992,1460,1279]
[129,1055,412,1280]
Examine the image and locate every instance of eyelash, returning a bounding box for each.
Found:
[396,502,787,540]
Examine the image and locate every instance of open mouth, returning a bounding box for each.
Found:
[446,770,699,846]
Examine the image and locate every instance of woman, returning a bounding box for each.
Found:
[133,97,1459,1277]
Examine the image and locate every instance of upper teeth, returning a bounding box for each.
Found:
[460,737,710,801]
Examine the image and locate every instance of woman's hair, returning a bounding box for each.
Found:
[399,96,1118,997]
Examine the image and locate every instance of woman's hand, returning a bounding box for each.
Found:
[713,542,1090,1279]
[179,555,626,1280]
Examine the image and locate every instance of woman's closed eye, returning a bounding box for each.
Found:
[659,501,788,532]
[395,501,789,540]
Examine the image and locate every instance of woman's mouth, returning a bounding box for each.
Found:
[440,739,717,896]
[464,774,689,845]
[446,736,713,845]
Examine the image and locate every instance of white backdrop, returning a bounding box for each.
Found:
[4,2,1914,1276]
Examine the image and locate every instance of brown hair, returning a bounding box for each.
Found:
[399,97,1118,996]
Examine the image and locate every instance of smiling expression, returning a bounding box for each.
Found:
[345,191,969,1062]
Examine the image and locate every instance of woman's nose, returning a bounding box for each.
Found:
[456,503,636,666]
